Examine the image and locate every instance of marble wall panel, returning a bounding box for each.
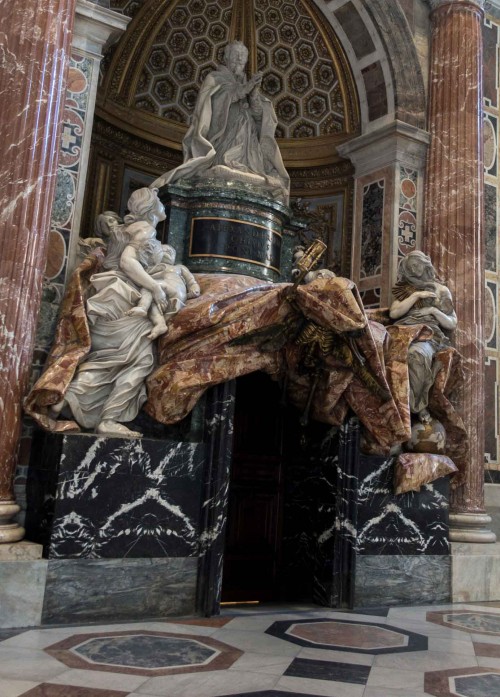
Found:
[0,560,48,628]
[484,17,499,108]
[41,557,197,624]
[484,10,500,472]
[483,9,500,474]
[334,2,376,59]
[354,555,451,607]
[360,180,384,279]
[484,114,498,177]
[485,182,497,273]
[485,357,498,465]
[361,61,388,121]
[486,281,498,350]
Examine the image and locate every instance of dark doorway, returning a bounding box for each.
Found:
[220,371,357,608]
[221,372,285,602]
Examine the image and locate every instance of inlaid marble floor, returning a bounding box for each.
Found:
[2,602,500,697]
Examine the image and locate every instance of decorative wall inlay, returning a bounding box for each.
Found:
[48,53,93,287]
[485,182,497,272]
[485,356,499,463]
[484,114,498,174]
[486,281,497,348]
[483,9,500,469]
[360,180,384,278]
[398,167,418,257]
[484,16,499,107]
[265,618,428,654]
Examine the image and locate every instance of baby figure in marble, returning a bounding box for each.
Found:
[389,251,457,423]
[122,225,200,340]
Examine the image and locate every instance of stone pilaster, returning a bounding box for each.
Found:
[0,0,77,542]
[424,0,495,541]
[338,121,429,308]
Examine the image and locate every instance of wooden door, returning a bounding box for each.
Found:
[221,372,285,602]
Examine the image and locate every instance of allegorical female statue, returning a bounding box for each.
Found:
[389,251,457,423]
[48,188,198,438]
[152,40,290,203]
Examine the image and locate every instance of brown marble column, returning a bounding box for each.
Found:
[0,0,76,542]
[424,0,495,541]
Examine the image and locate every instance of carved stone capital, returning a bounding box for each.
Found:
[429,0,484,11]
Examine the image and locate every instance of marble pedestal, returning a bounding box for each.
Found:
[159,179,296,282]
[451,542,500,602]
[19,383,236,626]
[353,453,451,607]
[25,432,204,624]
[306,418,452,609]
[0,541,47,628]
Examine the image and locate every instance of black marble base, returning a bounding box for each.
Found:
[356,454,450,556]
[26,384,237,621]
[26,432,206,559]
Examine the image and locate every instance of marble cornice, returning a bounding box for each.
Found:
[429,0,484,10]
[73,0,130,56]
[337,120,430,175]
[485,0,500,14]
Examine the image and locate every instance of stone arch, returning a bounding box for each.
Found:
[314,0,427,131]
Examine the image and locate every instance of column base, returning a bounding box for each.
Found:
[0,502,25,544]
[449,512,497,543]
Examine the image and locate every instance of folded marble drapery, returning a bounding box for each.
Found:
[25,264,467,483]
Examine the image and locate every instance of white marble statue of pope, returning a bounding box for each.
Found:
[152,40,290,203]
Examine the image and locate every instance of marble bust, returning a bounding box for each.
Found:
[151,40,290,203]
[389,251,457,423]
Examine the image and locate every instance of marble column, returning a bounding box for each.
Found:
[424,0,495,542]
[0,0,76,542]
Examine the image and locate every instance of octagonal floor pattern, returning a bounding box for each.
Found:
[2,602,500,697]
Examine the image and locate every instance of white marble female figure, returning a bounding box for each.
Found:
[389,251,457,423]
[51,188,169,438]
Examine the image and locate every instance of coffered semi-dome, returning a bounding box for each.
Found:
[99,0,361,168]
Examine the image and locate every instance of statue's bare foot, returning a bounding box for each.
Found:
[418,408,432,424]
[49,398,67,419]
[126,307,148,317]
[96,421,142,438]
[147,323,168,340]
